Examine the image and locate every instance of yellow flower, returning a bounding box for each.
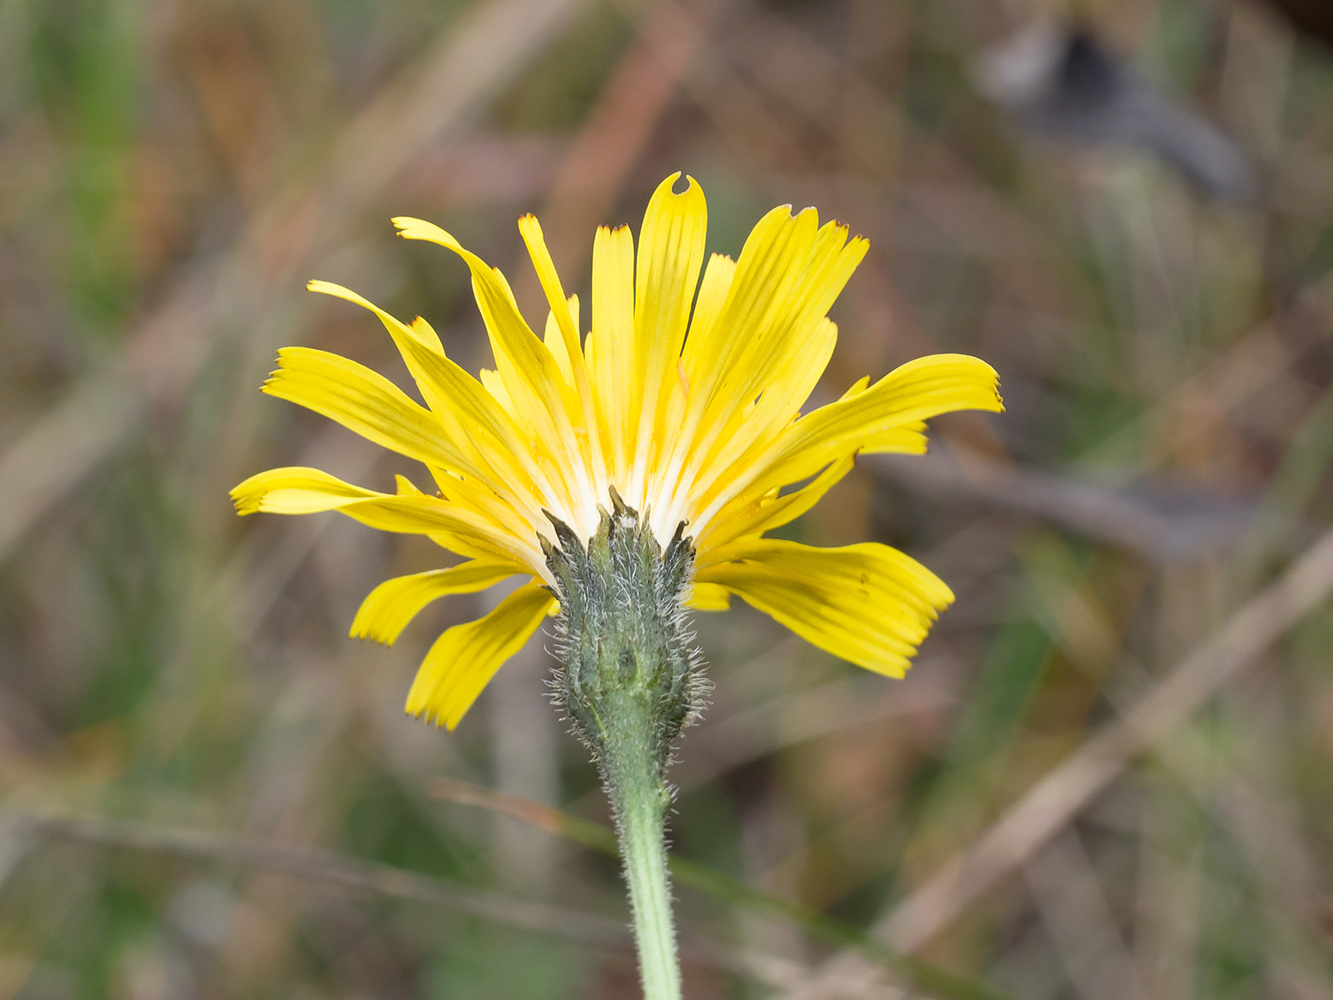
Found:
[232,174,1002,729]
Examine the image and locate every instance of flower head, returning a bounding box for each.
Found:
[232,173,1002,728]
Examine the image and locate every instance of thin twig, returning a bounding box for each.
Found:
[872,447,1253,561]
[1022,831,1141,1000]
[11,809,627,946]
[8,807,826,990]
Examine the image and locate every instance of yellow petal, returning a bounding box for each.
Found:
[839,376,871,399]
[696,538,954,677]
[350,560,519,645]
[859,420,928,451]
[719,225,867,417]
[698,454,855,551]
[262,347,461,470]
[307,280,441,351]
[394,473,424,496]
[425,464,542,545]
[479,368,516,419]
[683,253,736,366]
[342,494,544,569]
[233,464,542,570]
[650,205,819,515]
[398,470,542,575]
[391,216,587,510]
[405,581,555,729]
[590,224,636,483]
[662,224,866,518]
[698,354,1002,528]
[661,251,734,464]
[687,581,732,611]
[520,216,597,432]
[522,214,609,498]
[305,280,550,508]
[628,174,707,498]
[542,296,577,388]
[669,317,839,522]
[677,204,817,430]
[231,466,381,515]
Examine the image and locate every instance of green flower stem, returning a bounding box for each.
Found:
[542,494,704,1000]
[599,689,681,1000]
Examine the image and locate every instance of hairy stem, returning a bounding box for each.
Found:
[600,689,680,1000]
[543,492,706,1000]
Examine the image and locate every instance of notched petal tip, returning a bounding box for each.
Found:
[391,216,462,250]
[404,695,461,731]
[305,278,360,303]
[346,626,389,650]
[229,482,260,516]
[843,233,871,261]
[404,703,451,730]
[650,170,705,204]
[230,469,295,516]
[675,173,702,197]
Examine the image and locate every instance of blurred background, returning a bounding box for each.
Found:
[1,0,1333,996]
